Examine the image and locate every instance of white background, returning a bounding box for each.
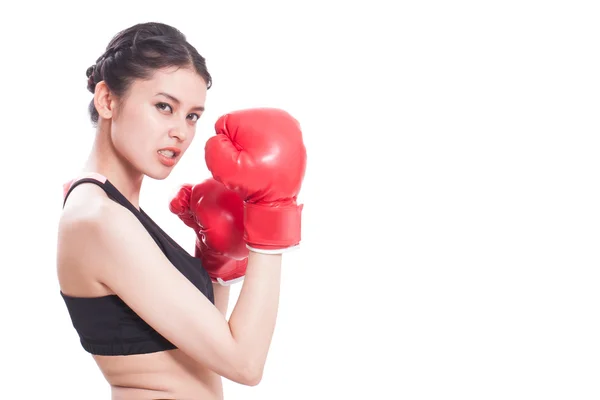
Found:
[1,0,599,399]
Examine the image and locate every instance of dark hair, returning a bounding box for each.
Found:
[86,22,212,125]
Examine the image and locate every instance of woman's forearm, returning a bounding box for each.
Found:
[212,283,231,317]
[228,251,282,379]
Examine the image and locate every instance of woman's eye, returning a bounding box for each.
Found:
[156,102,172,112]
[188,113,200,122]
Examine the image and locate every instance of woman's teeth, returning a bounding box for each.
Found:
[158,150,175,158]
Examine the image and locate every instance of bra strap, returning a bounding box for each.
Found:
[62,173,140,217]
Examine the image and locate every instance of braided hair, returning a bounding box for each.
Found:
[86,22,212,126]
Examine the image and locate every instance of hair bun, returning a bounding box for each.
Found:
[86,65,96,93]
[86,65,95,78]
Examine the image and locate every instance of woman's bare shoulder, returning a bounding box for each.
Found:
[59,182,121,243]
[57,181,130,295]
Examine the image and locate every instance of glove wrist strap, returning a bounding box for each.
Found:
[243,202,303,251]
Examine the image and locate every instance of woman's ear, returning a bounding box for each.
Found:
[93,81,115,120]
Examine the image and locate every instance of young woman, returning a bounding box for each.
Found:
[57,22,306,399]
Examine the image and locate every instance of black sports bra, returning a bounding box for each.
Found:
[60,174,214,356]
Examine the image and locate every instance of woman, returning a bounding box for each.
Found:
[57,22,306,399]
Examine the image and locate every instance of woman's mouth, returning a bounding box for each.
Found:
[157,147,181,167]
[158,149,176,158]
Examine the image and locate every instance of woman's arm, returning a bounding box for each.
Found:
[228,251,282,377]
[207,253,282,378]
[212,283,231,317]
[60,196,281,386]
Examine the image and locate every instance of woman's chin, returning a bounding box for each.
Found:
[144,166,174,180]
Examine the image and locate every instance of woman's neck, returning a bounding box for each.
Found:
[83,123,144,210]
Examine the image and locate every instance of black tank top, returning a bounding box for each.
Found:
[60,174,214,356]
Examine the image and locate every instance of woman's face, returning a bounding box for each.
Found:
[109,66,208,180]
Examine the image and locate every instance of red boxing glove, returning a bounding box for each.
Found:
[205,107,307,253]
[169,183,197,230]
[195,240,247,286]
[169,179,248,285]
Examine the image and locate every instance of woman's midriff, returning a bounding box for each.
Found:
[93,349,223,400]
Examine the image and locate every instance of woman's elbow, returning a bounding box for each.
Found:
[237,362,264,386]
